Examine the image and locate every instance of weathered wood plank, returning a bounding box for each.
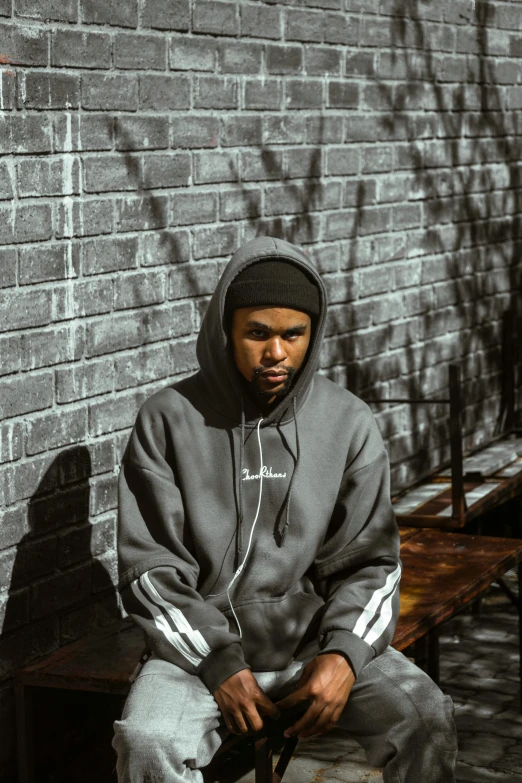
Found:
[393,531,522,650]
[439,441,522,478]
[16,621,143,694]
[399,527,419,543]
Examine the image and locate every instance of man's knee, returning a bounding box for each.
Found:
[390,662,457,753]
[405,681,456,752]
[113,716,182,765]
[371,650,457,752]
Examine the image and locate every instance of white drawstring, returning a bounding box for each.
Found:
[209,417,264,639]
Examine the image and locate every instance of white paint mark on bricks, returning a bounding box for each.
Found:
[19,24,43,39]
[20,73,26,107]
[6,425,14,461]
[6,159,16,236]
[63,112,76,321]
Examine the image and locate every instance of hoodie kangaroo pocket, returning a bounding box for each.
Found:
[222,590,325,671]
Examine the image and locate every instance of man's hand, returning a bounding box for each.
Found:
[275,653,355,740]
[213,668,280,735]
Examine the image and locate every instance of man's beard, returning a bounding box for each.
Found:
[249,366,297,404]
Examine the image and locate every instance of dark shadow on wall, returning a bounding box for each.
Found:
[1,446,120,783]
[113,118,211,333]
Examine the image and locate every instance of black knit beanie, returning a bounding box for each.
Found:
[225,260,320,318]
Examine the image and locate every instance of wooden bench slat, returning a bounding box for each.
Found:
[438,440,522,478]
[16,621,143,694]
[398,527,418,543]
[393,431,522,528]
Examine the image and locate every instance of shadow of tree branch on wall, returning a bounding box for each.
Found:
[111,22,521,493]
[113,118,183,262]
[228,117,325,248]
[357,0,522,488]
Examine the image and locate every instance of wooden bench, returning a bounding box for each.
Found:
[396,529,522,690]
[14,530,522,783]
[13,619,297,783]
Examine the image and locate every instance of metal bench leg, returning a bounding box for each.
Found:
[414,631,440,684]
[255,735,272,783]
[414,635,428,673]
[471,596,482,617]
[15,682,35,783]
[273,737,298,783]
[427,628,440,685]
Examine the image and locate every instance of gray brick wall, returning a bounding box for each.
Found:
[1,0,522,777]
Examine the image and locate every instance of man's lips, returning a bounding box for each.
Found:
[261,370,288,383]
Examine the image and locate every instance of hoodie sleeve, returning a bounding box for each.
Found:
[313,414,401,679]
[117,399,249,694]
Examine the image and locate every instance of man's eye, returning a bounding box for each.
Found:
[250,330,267,338]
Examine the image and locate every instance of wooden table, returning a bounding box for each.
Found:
[14,529,522,783]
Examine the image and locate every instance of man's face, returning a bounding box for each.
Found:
[230,306,312,406]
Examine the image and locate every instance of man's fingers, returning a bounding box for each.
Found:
[256,692,280,720]
[245,706,265,733]
[284,702,323,738]
[296,705,336,739]
[224,713,241,736]
[230,709,249,735]
[276,687,308,712]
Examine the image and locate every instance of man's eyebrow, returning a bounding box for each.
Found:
[283,325,307,334]
[245,320,308,334]
[246,320,270,330]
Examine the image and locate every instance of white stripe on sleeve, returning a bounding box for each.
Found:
[130,579,202,667]
[352,564,402,641]
[140,572,212,658]
[363,576,401,646]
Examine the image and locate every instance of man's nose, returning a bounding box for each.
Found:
[263,337,287,363]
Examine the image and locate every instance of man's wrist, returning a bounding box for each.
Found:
[319,629,374,677]
[198,642,249,694]
[317,650,354,673]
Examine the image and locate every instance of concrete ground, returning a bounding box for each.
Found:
[237,573,521,783]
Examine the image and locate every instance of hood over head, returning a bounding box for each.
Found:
[196,236,328,427]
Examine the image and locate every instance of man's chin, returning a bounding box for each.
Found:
[258,380,286,396]
[251,379,291,403]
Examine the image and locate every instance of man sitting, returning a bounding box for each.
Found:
[113,236,457,783]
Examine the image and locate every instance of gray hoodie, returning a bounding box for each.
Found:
[117,236,401,694]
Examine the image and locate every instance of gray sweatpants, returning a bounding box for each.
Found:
[112,645,457,783]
